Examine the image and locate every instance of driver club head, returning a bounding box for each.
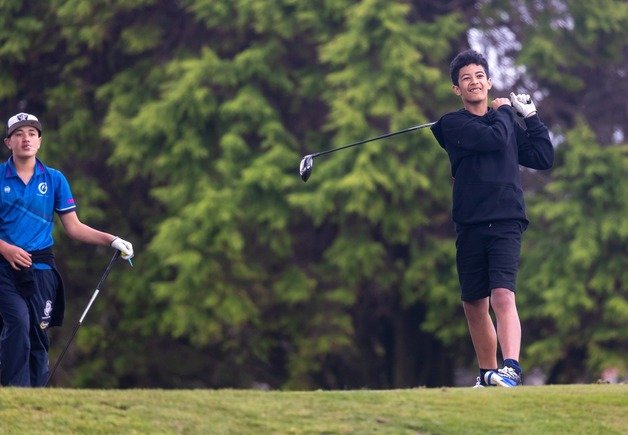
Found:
[299,154,313,182]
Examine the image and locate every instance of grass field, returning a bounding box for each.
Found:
[0,384,626,434]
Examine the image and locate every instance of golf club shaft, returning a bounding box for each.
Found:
[46,250,121,387]
[311,122,435,158]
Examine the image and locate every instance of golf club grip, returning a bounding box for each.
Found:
[95,250,120,290]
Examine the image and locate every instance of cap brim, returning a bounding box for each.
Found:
[7,120,42,137]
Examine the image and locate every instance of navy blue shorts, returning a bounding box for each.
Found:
[455,221,525,301]
[0,267,59,386]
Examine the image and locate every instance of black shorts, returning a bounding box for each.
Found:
[455,221,525,301]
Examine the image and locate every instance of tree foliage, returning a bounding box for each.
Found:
[475,0,628,144]
[0,0,625,388]
[520,122,627,383]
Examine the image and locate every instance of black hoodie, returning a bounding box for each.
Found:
[431,105,553,227]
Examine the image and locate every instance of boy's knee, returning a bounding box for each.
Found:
[490,287,516,311]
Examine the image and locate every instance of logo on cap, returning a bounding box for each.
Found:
[6,112,42,137]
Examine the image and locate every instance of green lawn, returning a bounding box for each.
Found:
[1,384,625,434]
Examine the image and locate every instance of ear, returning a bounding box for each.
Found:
[487,77,493,90]
[452,84,461,96]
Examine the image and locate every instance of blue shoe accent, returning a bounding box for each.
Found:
[484,367,522,387]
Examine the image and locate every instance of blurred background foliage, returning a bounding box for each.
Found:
[0,0,625,388]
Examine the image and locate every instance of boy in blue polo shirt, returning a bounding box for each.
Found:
[0,112,134,387]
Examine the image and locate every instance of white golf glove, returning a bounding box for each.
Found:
[111,237,134,260]
[509,92,537,118]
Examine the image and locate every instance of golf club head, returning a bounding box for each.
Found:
[299,154,313,182]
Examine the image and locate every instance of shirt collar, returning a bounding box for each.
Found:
[5,156,45,177]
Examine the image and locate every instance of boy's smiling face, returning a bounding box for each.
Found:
[453,63,492,107]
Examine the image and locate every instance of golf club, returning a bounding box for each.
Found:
[299,121,435,182]
[46,250,121,386]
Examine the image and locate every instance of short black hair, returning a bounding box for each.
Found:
[449,49,490,86]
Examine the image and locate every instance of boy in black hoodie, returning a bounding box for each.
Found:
[431,50,554,387]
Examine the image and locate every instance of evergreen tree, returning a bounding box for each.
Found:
[1,0,624,388]
[520,122,627,383]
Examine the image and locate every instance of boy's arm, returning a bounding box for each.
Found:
[510,92,554,169]
[438,106,516,153]
[59,212,134,259]
[510,94,554,169]
[59,211,117,246]
[515,116,554,169]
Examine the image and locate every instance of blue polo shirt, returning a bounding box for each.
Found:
[0,157,76,255]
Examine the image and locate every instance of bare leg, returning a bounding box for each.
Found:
[490,288,521,361]
[463,297,498,369]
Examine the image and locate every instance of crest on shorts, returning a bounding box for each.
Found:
[40,300,52,329]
